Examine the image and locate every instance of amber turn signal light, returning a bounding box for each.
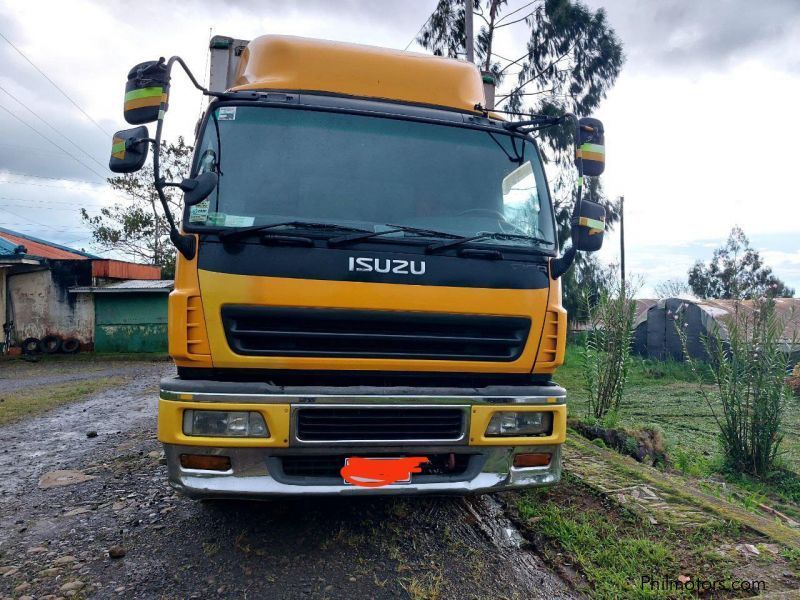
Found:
[180,454,231,471]
[513,453,551,468]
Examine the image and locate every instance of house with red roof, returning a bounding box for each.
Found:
[0,227,165,352]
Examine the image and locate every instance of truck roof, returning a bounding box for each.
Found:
[225,35,486,114]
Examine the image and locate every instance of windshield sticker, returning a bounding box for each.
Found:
[188,199,210,223]
[217,107,236,121]
[223,214,254,227]
[206,212,226,226]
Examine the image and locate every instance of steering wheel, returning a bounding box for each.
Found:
[457,208,506,219]
[456,208,547,239]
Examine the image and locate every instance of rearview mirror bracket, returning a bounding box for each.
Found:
[114,53,228,260]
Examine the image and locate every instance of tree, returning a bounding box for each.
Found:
[418,0,624,289]
[418,0,622,165]
[81,138,192,278]
[688,227,794,300]
[654,279,691,299]
[418,0,623,117]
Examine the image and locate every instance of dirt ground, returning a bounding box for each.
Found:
[0,359,576,599]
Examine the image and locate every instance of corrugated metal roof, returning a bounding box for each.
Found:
[70,279,174,293]
[0,227,97,260]
[91,259,161,280]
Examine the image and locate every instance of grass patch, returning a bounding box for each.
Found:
[0,352,170,367]
[512,476,752,599]
[0,376,126,425]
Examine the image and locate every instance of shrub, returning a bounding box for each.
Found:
[677,298,795,478]
[580,278,637,420]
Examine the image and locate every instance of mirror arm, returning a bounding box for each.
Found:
[167,55,225,98]
[550,246,576,279]
[154,176,195,260]
[148,55,212,261]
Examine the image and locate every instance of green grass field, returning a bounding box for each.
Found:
[557,343,800,502]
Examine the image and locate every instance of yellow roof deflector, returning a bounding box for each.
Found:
[231,35,486,114]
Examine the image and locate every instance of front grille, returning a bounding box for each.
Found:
[280,453,473,478]
[221,306,530,361]
[295,407,466,442]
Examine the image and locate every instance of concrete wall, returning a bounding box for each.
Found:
[7,266,94,344]
[94,293,168,352]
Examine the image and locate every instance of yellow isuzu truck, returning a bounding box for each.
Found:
[109,34,607,497]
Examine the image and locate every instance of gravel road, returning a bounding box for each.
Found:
[0,360,577,599]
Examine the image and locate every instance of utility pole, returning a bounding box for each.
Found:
[464,1,474,63]
[619,195,626,289]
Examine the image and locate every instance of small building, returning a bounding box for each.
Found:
[0,227,162,352]
[70,280,173,352]
[633,296,800,362]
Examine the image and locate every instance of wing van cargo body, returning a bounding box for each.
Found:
[109,34,607,497]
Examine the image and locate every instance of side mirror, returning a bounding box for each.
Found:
[180,172,218,206]
[575,117,605,176]
[109,126,149,173]
[124,60,171,125]
[574,199,605,252]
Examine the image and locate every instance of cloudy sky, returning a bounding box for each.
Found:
[1,0,799,295]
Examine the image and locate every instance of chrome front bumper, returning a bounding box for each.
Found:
[164,444,562,498]
[159,378,565,498]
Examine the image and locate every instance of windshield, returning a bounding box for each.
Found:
[188,104,556,250]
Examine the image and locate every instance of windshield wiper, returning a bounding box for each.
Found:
[327,224,464,247]
[217,221,371,243]
[426,231,554,254]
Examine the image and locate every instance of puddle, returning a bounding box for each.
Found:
[463,495,580,599]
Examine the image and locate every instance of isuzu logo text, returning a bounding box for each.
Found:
[348,257,426,275]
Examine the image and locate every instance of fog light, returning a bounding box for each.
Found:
[180,454,231,471]
[485,411,552,437]
[182,410,269,437]
[513,453,551,468]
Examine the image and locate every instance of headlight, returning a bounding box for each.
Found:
[485,411,552,437]
[182,410,269,437]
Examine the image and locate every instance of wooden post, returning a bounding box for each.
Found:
[464,2,474,63]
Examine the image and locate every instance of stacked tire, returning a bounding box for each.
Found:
[20,335,81,355]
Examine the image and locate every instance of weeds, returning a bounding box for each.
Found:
[581,278,637,420]
[677,298,795,478]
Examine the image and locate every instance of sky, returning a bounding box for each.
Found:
[0,0,798,295]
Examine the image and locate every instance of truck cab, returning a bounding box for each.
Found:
[110,34,606,497]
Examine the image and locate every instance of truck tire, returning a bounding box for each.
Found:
[62,338,81,354]
[21,337,41,355]
[41,335,63,354]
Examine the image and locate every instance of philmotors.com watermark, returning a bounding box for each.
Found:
[641,575,767,594]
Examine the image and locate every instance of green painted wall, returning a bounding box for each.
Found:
[94,293,168,353]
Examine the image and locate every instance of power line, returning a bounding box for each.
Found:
[404,10,435,51]
[0,84,108,170]
[0,30,111,138]
[0,102,109,182]
[0,172,106,186]
[0,206,86,231]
